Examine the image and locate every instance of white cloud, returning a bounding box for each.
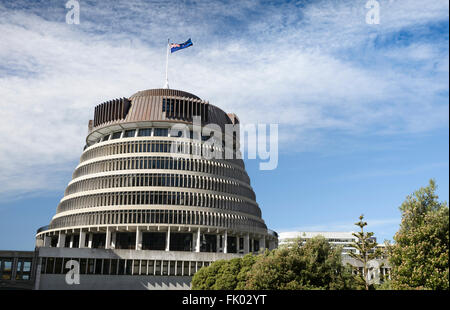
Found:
[0,0,448,198]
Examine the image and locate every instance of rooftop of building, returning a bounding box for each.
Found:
[278,231,357,240]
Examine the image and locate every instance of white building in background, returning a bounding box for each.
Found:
[278,231,359,254]
[278,231,391,285]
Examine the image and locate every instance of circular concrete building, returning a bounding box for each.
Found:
[34,88,277,290]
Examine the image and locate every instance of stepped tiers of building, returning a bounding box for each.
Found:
[34,88,277,290]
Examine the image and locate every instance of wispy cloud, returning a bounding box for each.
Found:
[0,0,448,198]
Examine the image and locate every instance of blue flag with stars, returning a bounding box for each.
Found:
[170,38,193,53]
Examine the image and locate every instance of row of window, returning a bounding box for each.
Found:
[0,258,32,281]
[73,156,250,184]
[93,128,219,145]
[57,190,260,217]
[50,209,267,232]
[65,173,256,202]
[101,128,169,141]
[41,257,209,277]
[82,140,241,168]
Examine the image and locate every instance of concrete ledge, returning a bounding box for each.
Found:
[38,247,244,261]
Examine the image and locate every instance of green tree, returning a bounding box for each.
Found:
[191,260,227,290]
[348,214,381,290]
[245,236,357,290]
[192,236,357,290]
[389,179,449,290]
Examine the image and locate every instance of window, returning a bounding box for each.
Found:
[95,259,102,274]
[183,261,190,276]
[55,258,63,274]
[16,260,32,280]
[80,258,87,274]
[102,134,110,141]
[92,233,106,248]
[124,129,136,138]
[0,259,12,280]
[162,261,168,275]
[125,260,133,275]
[154,128,168,137]
[111,132,122,139]
[138,128,152,137]
[102,259,110,275]
[118,260,125,275]
[87,259,95,274]
[148,260,155,275]
[133,260,140,275]
[155,260,161,275]
[169,261,175,275]
[110,259,118,275]
[45,257,55,274]
[140,260,147,275]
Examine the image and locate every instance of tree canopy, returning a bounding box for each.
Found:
[389,179,449,290]
[192,236,358,290]
[348,214,382,289]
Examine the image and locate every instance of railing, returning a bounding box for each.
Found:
[36,225,49,234]
[267,229,278,238]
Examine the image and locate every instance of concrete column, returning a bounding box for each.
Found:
[79,230,86,248]
[195,227,201,253]
[216,234,221,253]
[111,232,116,249]
[34,258,42,290]
[105,227,111,249]
[88,233,93,248]
[57,232,66,248]
[244,234,250,254]
[43,235,51,247]
[223,230,228,254]
[136,227,142,250]
[236,235,240,254]
[165,226,171,251]
[69,235,74,248]
[78,229,86,249]
[11,258,18,281]
[259,237,266,252]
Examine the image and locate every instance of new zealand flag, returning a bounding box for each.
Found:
[170,38,193,53]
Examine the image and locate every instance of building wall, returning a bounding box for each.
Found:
[34,247,244,290]
[39,274,191,290]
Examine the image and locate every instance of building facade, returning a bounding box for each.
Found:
[0,251,38,290]
[34,88,278,290]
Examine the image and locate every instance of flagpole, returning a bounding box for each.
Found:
[164,39,169,89]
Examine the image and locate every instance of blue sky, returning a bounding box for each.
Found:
[0,0,448,250]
